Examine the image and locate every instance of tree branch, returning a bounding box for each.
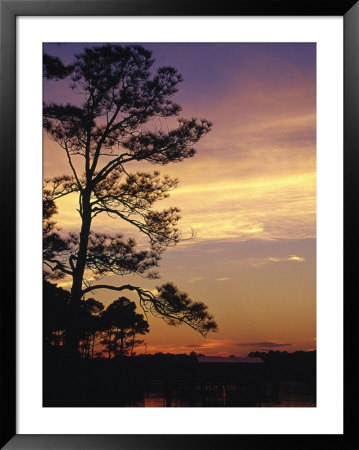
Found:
[64,141,83,190]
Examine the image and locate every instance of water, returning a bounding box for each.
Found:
[123,380,316,407]
[260,381,316,407]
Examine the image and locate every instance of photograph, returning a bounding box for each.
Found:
[43,42,316,408]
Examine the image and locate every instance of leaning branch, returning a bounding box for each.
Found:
[81,283,211,337]
[82,283,151,297]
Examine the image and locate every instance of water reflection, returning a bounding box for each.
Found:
[261,381,316,407]
[126,381,316,407]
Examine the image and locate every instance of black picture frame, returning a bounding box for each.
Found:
[1,0,357,448]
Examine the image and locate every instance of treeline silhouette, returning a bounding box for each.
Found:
[44,279,149,358]
[248,350,316,382]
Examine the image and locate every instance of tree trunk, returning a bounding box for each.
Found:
[120,329,124,357]
[130,333,135,357]
[108,331,112,359]
[91,333,95,359]
[65,189,92,358]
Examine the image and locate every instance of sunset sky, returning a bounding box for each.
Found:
[43,42,316,357]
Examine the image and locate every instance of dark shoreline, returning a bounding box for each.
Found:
[43,350,316,407]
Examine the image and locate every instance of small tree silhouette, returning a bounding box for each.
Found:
[78,297,105,359]
[101,297,149,358]
[43,44,217,356]
[43,279,70,347]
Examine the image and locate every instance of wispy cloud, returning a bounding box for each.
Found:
[287,255,306,262]
[238,341,292,348]
[186,339,239,349]
[187,275,206,284]
[242,254,306,267]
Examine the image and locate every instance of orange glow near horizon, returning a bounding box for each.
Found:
[44,43,316,357]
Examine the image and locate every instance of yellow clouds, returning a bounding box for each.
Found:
[45,43,316,250]
[55,269,99,290]
[46,62,316,248]
[241,113,315,135]
[287,255,306,262]
[164,171,316,242]
[154,74,316,245]
[56,278,73,289]
[197,252,307,269]
[53,169,316,245]
[249,254,306,267]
